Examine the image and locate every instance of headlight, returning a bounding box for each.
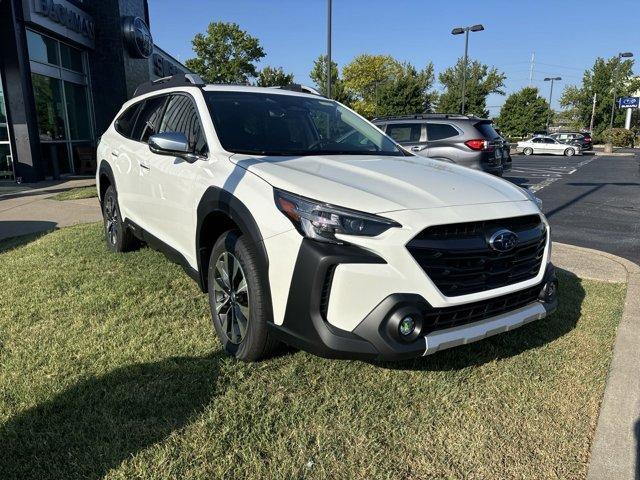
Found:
[274,189,401,244]
[520,187,542,211]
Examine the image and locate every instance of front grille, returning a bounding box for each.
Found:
[407,215,546,296]
[421,284,541,334]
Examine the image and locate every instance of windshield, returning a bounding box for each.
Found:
[204,91,404,156]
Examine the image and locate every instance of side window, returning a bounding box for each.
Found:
[159,94,207,155]
[532,138,542,143]
[131,95,167,142]
[114,103,141,139]
[426,123,459,141]
[386,123,421,143]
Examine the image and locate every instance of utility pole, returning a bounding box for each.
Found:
[326,0,332,99]
[589,93,597,133]
[529,52,535,86]
[544,77,561,131]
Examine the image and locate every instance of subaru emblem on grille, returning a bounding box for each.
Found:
[489,229,519,252]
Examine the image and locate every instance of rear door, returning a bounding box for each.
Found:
[127,94,169,229]
[385,123,425,154]
[425,122,461,161]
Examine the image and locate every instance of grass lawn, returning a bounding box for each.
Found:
[50,186,98,201]
[0,223,626,479]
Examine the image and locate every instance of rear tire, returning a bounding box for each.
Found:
[207,230,279,361]
[523,147,533,156]
[102,185,136,252]
[564,148,575,157]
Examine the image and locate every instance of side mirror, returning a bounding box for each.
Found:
[148,132,199,163]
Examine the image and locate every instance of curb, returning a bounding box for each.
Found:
[556,244,640,480]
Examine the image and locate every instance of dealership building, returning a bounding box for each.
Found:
[0,0,190,183]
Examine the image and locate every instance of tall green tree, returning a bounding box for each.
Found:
[375,63,437,116]
[256,66,294,87]
[437,58,506,117]
[309,55,352,105]
[185,22,265,83]
[560,56,640,136]
[496,87,550,137]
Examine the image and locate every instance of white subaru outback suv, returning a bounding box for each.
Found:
[97,74,557,362]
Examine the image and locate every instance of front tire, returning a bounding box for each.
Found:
[207,230,278,361]
[564,148,575,157]
[102,185,136,252]
[523,147,533,156]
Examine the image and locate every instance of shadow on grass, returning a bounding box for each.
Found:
[635,418,640,480]
[378,269,586,371]
[0,224,57,252]
[0,355,225,480]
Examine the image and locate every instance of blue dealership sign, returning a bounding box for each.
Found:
[618,97,640,108]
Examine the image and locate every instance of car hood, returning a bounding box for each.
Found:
[230,154,529,213]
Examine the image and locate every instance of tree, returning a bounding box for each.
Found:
[185,22,265,83]
[375,63,437,117]
[437,58,506,117]
[309,55,352,105]
[342,54,404,117]
[560,56,640,136]
[256,66,294,87]
[496,87,549,137]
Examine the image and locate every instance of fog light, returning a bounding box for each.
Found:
[399,316,416,337]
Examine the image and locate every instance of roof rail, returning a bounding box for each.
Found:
[133,73,205,98]
[270,84,323,96]
[372,113,487,122]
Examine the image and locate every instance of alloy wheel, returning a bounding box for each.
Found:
[104,195,119,245]
[213,252,250,344]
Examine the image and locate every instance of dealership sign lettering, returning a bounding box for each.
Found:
[27,0,95,48]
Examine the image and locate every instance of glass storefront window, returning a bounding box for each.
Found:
[32,74,67,141]
[64,82,91,140]
[60,44,84,73]
[0,84,8,142]
[26,30,59,66]
[71,142,96,174]
[40,143,70,177]
[0,144,13,180]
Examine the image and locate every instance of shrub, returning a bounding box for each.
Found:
[602,128,635,147]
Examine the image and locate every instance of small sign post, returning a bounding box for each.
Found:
[618,97,639,130]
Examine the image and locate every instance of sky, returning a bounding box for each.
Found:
[149,0,640,116]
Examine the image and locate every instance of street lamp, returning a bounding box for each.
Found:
[326,0,332,99]
[609,51,633,128]
[543,77,561,131]
[451,24,484,115]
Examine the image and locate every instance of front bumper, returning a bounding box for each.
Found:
[268,238,558,361]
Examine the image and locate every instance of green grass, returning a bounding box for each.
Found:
[50,186,98,201]
[0,223,626,479]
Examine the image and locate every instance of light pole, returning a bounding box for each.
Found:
[544,77,561,131]
[451,24,484,115]
[326,0,332,99]
[609,52,633,128]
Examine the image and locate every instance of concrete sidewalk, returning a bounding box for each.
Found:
[0,178,101,241]
[553,243,640,480]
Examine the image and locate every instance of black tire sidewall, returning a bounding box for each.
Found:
[207,230,272,361]
[565,148,574,156]
[524,148,533,156]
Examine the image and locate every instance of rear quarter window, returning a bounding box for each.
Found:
[426,123,459,141]
[114,103,141,139]
[474,122,500,140]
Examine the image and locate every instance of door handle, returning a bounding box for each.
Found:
[411,145,426,152]
[139,162,150,171]
[111,150,120,157]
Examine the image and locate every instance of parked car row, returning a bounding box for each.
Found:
[372,114,512,176]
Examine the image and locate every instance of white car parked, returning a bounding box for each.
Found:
[97,74,557,362]
[517,136,582,156]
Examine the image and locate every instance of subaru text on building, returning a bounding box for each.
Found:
[97,74,558,362]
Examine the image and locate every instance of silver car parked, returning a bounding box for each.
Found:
[517,136,582,156]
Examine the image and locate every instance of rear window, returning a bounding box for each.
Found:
[115,103,141,139]
[386,123,421,142]
[474,122,500,140]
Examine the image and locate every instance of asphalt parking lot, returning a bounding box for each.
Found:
[504,151,640,264]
